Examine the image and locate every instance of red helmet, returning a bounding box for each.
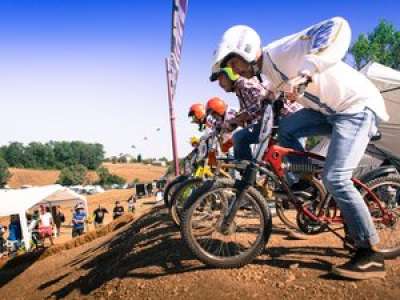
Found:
[206,97,226,117]
[188,103,206,121]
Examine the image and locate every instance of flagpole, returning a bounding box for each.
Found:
[165,58,180,176]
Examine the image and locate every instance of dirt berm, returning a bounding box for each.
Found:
[1,207,400,300]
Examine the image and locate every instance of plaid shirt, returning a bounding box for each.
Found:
[234,77,269,121]
[282,100,304,116]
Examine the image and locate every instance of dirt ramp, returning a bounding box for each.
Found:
[1,208,400,300]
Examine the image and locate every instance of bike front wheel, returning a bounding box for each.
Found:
[181,179,273,268]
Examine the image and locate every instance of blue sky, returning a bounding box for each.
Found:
[1,0,399,159]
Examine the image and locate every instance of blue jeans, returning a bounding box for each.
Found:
[233,122,262,161]
[278,108,379,248]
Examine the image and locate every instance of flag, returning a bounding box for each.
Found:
[168,0,189,100]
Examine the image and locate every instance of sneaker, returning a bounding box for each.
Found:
[331,248,385,280]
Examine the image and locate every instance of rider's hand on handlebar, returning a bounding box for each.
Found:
[282,74,312,101]
[234,111,252,123]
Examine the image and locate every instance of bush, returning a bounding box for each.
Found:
[57,164,88,186]
[96,166,126,186]
[0,157,11,188]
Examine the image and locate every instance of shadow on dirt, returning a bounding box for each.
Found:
[48,207,206,299]
[33,207,351,299]
[0,248,46,288]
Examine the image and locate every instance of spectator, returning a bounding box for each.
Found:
[93,205,108,229]
[39,206,54,246]
[32,209,40,221]
[72,204,86,238]
[146,183,153,196]
[155,189,163,203]
[0,224,7,257]
[52,206,65,238]
[113,201,124,220]
[7,215,22,253]
[127,196,136,213]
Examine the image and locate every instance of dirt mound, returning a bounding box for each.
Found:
[1,209,400,299]
[7,163,166,188]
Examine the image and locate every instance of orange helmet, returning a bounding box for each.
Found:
[206,97,226,117]
[188,103,206,121]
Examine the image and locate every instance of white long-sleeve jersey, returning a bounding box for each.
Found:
[262,17,389,122]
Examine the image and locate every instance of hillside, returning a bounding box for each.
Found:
[7,163,166,188]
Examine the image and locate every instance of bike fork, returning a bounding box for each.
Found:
[220,162,258,233]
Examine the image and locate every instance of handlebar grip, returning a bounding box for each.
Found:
[297,77,312,95]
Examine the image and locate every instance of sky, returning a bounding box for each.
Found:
[0,0,399,159]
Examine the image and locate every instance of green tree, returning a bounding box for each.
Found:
[0,157,11,188]
[25,142,56,169]
[351,20,400,70]
[57,164,88,186]
[3,142,25,167]
[96,166,126,186]
[137,154,142,163]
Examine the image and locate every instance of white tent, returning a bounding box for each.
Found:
[0,185,88,251]
[361,62,400,156]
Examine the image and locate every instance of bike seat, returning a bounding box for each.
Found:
[371,131,382,142]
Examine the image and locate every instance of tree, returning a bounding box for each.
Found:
[57,164,88,186]
[96,166,126,186]
[118,155,128,164]
[3,142,25,167]
[25,142,56,169]
[137,154,142,163]
[0,157,11,188]
[351,20,400,70]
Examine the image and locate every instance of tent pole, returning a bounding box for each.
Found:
[19,211,31,252]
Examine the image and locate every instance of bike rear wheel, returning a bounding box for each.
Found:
[181,179,272,268]
[363,174,400,259]
[275,176,327,232]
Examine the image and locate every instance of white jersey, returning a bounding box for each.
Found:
[40,212,53,227]
[262,17,389,122]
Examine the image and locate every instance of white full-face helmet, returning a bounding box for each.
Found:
[210,25,261,81]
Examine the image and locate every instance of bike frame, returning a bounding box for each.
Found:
[261,142,394,226]
[222,103,395,236]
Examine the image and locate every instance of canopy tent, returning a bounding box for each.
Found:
[360,62,400,156]
[0,185,87,251]
[40,188,87,208]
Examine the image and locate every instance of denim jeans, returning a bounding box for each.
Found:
[233,122,262,161]
[278,107,379,248]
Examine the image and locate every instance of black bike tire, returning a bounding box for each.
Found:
[163,175,188,208]
[275,177,327,231]
[169,177,204,227]
[181,178,273,268]
[363,174,400,259]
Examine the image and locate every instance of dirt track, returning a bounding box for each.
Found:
[1,207,400,300]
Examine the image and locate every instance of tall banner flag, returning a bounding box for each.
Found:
[166,0,188,175]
